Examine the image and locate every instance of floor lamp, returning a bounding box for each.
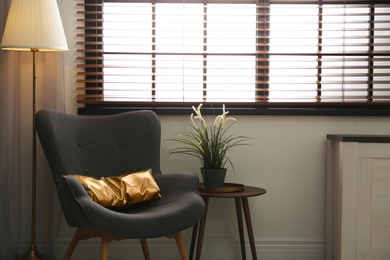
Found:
[1,0,68,259]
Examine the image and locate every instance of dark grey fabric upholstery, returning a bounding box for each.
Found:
[36,109,205,239]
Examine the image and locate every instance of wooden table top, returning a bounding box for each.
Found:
[199,184,266,198]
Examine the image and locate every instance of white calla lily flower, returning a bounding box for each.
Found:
[190,113,198,130]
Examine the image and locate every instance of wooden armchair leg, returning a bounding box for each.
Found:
[63,228,83,260]
[100,233,109,260]
[174,232,189,260]
[63,227,125,260]
[140,239,151,260]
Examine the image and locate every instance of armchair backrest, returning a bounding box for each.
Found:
[36,110,162,182]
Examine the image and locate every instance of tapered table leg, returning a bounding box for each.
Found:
[195,197,209,260]
[242,197,258,260]
[235,198,246,260]
[189,223,198,260]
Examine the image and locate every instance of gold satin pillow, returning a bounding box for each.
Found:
[71,169,161,207]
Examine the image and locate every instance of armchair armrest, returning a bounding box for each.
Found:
[154,172,200,196]
[56,175,99,228]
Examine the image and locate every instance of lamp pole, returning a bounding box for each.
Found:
[19,48,43,260]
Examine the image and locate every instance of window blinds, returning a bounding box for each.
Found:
[267,1,390,102]
[76,0,390,107]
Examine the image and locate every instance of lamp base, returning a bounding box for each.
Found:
[19,245,47,260]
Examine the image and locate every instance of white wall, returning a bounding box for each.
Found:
[57,2,390,259]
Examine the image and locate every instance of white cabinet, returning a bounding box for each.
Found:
[326,135,390,260]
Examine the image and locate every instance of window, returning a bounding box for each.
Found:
[76,0,390,115]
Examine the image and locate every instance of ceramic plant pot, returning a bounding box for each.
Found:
[201,168,227,189]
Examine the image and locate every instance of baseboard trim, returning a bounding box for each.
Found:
[255,241,325,260]
[51,238,325,260]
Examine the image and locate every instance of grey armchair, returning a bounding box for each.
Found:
[36,109,205,260]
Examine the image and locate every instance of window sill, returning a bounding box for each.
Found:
[78,103,390,116]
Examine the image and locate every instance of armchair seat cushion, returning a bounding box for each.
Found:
[60,172,204,238]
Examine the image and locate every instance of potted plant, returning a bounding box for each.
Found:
[168,104,251,189]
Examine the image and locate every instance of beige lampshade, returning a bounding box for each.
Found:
[1,0,68,52]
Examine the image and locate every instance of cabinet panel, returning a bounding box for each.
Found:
[326,137,390,260]
[358,143,390,158]
[357,158,390,260]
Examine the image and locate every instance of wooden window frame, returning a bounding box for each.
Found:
[76,0,390,116]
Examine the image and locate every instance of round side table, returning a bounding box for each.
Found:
[189,185,267,260]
